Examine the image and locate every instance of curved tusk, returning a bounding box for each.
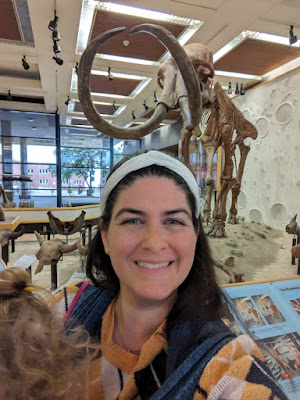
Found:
[78,27,167,140]
[130,23,202,129]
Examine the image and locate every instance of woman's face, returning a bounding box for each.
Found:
[101,176,198,306]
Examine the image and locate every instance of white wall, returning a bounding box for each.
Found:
[231,68,300,230]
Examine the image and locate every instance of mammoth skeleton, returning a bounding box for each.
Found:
[78,24,256,239]
[198,82,258,237]
[78,24,203,150]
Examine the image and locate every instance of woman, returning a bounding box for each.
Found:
[0,267,91,400]
[55,150,287,399]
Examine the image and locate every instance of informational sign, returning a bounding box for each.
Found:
[0,258,7,271]
[222,278,300,400]
[14,254,36,269]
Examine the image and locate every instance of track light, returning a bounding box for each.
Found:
[153,91,158,103]
[112,101,117,111]
[48,12,58,31]
[107,67,113,81]
[240,84,245,95]
[52,30,60,41]
[289,25,298,45]
[53,42,61,54]
[52,55,63,65]
[227,82,232,94]
[22,56,30,70]
[75,62,78,74]
[132,111,136,120]
[65,96,70,106]
[235,83,239,95]
[7,90,12,101]
[143,101,149,111]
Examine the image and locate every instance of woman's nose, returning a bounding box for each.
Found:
[141,224,167,252]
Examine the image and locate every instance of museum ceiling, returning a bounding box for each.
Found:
[0,0,299,141]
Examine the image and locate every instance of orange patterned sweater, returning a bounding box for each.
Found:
[51,281,287,400]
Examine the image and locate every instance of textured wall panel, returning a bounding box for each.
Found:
[233,68,300,229]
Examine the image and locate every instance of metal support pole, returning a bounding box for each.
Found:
[51,259,58,290]
[292,237,296,265]
[55,112,62,207]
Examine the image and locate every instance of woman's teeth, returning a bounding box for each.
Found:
[136,261,170,269]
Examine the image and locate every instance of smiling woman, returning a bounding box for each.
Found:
[52,150,288,400]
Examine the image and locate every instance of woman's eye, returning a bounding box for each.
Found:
[122,218,142,225]
[165,219,183,225]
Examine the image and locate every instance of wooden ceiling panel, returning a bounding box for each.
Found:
[90,74,140,96]
[144,109,181,120]
[74,101,118,115]
[0,0,22,41]
[214,38,300,76]
[90,10,186,61]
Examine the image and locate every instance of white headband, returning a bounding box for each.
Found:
[99,151,201,218]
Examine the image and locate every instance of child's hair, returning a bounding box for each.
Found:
[0,267,91,400]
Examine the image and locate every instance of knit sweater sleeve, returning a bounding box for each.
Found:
[193,334,288,400]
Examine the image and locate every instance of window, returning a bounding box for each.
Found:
[39,168,49,174]
[27,168,34,174]
[39,179,49,184]
[73,179,82,185]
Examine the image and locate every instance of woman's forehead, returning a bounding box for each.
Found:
[114,176,188,206]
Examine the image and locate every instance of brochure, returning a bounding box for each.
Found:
[222,277,300,400]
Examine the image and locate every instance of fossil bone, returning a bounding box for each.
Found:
[213,258,244,283]
[0,185,14,221]
[34,231,82,275]
[77,24,201,141]
[200,82,258,237]
[0,227,24,247]
[47,211,86,236]
[286,214,300,239]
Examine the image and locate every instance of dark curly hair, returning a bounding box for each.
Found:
[86,151,224,328]
[0,267,91,400]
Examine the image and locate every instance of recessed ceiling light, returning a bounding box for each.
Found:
[77,1,202,55]
[28,118,34,122]
[32,126,37,130]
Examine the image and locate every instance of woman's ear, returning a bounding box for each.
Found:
[100,219,108,250]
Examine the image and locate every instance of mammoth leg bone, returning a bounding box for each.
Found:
[208,123,236,238]
[228,140,250,224]
[202,145,217,224]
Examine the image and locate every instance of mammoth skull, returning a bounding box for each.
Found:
[157,43,214,112]
[77,24,202,139]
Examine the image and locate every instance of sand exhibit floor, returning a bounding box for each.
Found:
[4,222,299,291]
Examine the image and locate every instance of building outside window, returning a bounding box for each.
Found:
[0,111,141,207]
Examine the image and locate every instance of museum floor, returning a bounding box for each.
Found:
[5,222,299,292]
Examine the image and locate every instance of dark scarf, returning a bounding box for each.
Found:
[67,283,235,400]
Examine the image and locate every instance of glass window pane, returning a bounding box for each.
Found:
[0,110,55,139]
[113,139,140,155]
[60,127,111,149]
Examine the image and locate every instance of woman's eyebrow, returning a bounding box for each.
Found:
[115,208,144,218]
[114,208,192,218]
[164,208,191,216]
